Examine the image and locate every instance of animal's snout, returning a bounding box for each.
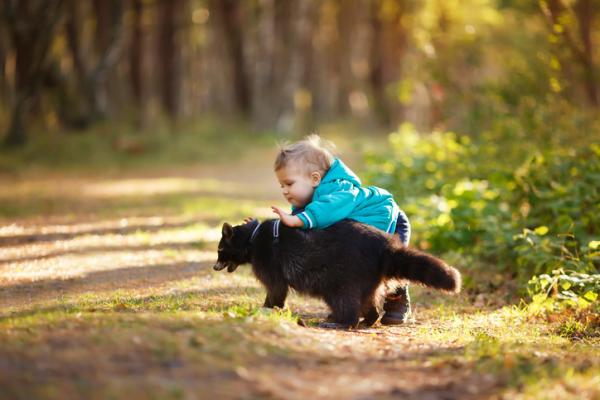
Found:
[214,261,238,273]
[213,262,226,271]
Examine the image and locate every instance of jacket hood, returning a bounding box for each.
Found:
[322,158,362,186]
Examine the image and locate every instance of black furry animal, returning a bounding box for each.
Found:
[214,219,461,328]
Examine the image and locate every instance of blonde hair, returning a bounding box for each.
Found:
[274,134,336,176]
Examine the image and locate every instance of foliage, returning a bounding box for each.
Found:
[364,118,600,303]
[527,269,600,312]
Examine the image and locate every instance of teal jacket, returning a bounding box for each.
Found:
[293,158,399,233]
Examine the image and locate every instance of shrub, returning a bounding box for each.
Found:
[364,123,599,299]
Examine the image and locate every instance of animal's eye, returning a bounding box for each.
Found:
[218,247,225,252]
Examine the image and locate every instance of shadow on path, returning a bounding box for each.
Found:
[0,219,206,247]
[0,241,211,265]
[0,261,219,309]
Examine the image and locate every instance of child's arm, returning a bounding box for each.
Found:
[299,189,358,229]
[271,206,304,227]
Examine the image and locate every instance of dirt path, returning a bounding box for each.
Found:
[0,152,570,400]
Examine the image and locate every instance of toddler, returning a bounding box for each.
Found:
[271,135,412,324]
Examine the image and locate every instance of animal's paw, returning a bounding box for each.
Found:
[317,321,355,330]
[358,319,379,328]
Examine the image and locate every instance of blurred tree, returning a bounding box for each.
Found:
[158,0,186,118]
[0,20,6,98]
[369,0,408,127]
[283,0,316,130]
[1,0,64,147]
[0,0,597,145]
[130,0,144,107]
[65,0,124,126]
[249,0,276,127]
[541,0,598,107]
[208,0,251,116]
[129,0,147,127]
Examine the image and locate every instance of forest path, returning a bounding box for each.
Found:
[0,150,558,400]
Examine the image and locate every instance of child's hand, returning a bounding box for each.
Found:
[271,206,304,227]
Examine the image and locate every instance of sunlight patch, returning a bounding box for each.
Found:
[81,178,242,198]
[0,249,216,282]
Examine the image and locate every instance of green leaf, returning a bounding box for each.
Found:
[560,281,572,291]
[583,291,598,302]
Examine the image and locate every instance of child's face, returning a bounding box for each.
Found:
[275,162,321,208]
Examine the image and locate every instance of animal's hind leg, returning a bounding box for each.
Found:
[361,303,380,327]
[360,289,384,327]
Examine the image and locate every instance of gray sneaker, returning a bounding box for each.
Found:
[381,286,411,325]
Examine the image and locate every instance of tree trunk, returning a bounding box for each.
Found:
[65,0,123,124]
[369,1,388,126]
[157,0,184,118]
[339,0,373,122]
[129,0,147,127]
[209,0,251,116]
[542,0,598,107]
[2,0,64,147]
[93,0,110,54]
[282,0,315,131]
[369,0,406,128]
[575,0,598,107]
[251,0,276,127]
[272,0,293,121]
[90,0,124,119]
[4,94,28,146]
[0,27,6,97]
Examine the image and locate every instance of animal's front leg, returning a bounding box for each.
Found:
[263,284,288,308]
[360,303,380,327]
[320,294,361,329]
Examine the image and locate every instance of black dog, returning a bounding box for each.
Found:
[214,219,461,328]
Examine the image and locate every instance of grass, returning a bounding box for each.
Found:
[1,129,599,399]
[2,277,598,399]
[0,116,279,173]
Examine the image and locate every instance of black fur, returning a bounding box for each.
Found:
[214,219,461,328]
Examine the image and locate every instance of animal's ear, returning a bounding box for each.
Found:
[222,223,233,239]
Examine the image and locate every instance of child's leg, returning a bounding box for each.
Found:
[381,210,412,325]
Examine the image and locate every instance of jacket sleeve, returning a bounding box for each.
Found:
[296,186,360,229]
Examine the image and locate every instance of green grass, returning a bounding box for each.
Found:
[0,116,276,173]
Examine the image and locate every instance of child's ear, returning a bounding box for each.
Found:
[222,223,233,239]
[310,172,322,187]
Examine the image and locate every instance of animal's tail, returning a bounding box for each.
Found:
[383,245,461,293]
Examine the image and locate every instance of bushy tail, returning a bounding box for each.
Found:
[383,245,461,293]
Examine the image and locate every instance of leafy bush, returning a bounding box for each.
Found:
[528,269,600,311]
[364,122,599,301]
[364,123,516,257]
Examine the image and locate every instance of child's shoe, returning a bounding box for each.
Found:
[380,286,411,325]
